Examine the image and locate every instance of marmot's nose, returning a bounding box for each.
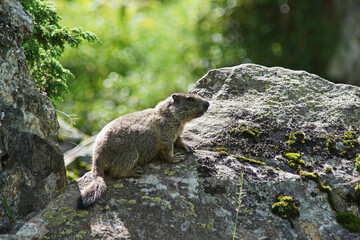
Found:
[204,101,210,110]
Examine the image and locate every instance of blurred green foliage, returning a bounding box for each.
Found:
[20,0,99,101]
[55,0,340,134]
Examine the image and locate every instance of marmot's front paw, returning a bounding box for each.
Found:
[183,144,195,153]
[168,152,185,163]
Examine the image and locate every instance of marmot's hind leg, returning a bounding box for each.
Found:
[110,164,144,178]
[108,150,144,178]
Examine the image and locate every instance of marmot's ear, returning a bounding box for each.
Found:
[172,94,181,102]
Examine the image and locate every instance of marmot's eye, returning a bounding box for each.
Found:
[186,97,195,102]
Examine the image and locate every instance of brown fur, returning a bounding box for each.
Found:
[79,93,209,208]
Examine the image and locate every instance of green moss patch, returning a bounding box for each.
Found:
[113,183,124,188]
[43,207,76,227]
[179,195,197,217]
[343,138,358,150]
[336,212,360,233]
[287,131,309,150]
[232,155,266,166]
[344,131,357,141]
[164,169,180,176]
[340,131,359,159]
[142,196,172,209]
[229,123,262,140]
[215,147,229,156]
[355,155,360,173]
[285,152,305,170]
[326,135,337,155]
[271,195,300,219]
[324,167,332,174]
[300,171,336,211]
[355,184,360,192]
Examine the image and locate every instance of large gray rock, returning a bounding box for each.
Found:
[186,64,360,239]
[0,0,67,233]
[14,64,360,239]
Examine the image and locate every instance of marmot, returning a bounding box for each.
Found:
[79,93,209,208]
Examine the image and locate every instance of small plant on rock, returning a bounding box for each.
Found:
[271,195,300,219]
[233,172,245,240]
[355,154,360,173]
[285,152,305,170]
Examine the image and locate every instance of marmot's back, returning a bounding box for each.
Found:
[93,109,160,170]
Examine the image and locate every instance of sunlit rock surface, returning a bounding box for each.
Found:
[14,64,360,239]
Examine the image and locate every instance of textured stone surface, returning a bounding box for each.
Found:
[0,0,67,233]
[185,64,360,239]
[12,64,360,239]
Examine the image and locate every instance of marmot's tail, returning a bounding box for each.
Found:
[78,174,107,209]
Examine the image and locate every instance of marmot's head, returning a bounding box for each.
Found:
[170,93,209,121]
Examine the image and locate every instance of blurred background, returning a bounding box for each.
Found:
[55,0,360,135]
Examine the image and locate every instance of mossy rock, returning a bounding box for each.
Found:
[336,212,360,233]
[229,123,262,140]
[215,147,229,157]
[271,195,300,220]
[287,131,308,149]
[300,171,336,211]
[325,135,337,155]
[232,155,266,166]
[285,152,305,170]
[355,155,360,173]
